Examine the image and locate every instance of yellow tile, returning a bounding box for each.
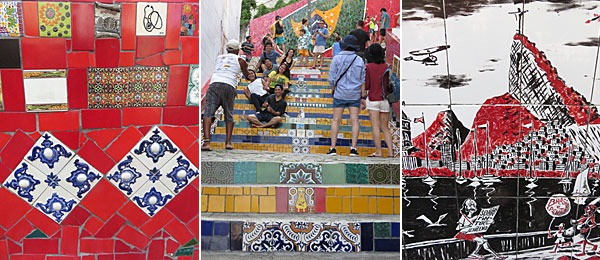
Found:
[227,187,243,195]
[335,188,351,196]
[207,195,225,212]
[267,187,276,196]
[351,187,360,196]
[219,187,227,194]
[342,197,352,213]
[394,198,400,215]
[203,187,219,195]
[377,188,394,197]
[326,187,335,196]
[251,196,259,213]
[259,196,276,213]
[234,196,251,212]
[368,197,378,214]
[352,196,369,213]
[394,188,401,196]
[326,196,342,213]
[225,196,234,212]
[243,187,251,195]
[201,195,208,212]
[361,188,377,196]
[378,197,394,214]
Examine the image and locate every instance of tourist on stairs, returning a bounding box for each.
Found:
[257,42,281,73]
[350,19,371,60]
[243,69,270,112]
[202,39,250,151]
[364,43,394,158]
[261,58,279,78]
[241,36,254,62]
[379,8,390,44]
[312,20,329,70]
[298,28,310,67]
[327,35,366,157]
[279,49,295,78]
[245,84,287,129]
[301,18,313,57]
[265,63,291,98]
[271,15,286,53]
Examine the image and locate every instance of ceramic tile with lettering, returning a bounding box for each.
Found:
[131,126,180,170]
[131,176,174,216]
[106,152,150,198]
[23,70,68,112]
[55,155,102,200]
[25,132,74,176]
[95,2,121,38]
[0,1,23,37]
[180,4,197,36]
[3,161,49,205]
[33,185,78,223]
[135,2,166,36]
[288,187,314,213]
[38,2,71,37]
[158,152,198,195]
[186,64,199,106]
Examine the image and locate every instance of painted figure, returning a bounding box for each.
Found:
[455,199,504,259]
[574,204,598,256]
[547,223,573,253]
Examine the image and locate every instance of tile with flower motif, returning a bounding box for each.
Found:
[280,163,322,184]
[95,2,121,38]
[0,1,23,37]
[23,70,68,112]
[180,4,197,36]
[186,64,199,106]
[55,155,102,200]
[38,2,71,37]
[131,126,180,170]
[288,187,314,213]
[34,185,78,223]
[106,152,151,198]
[3,161,49,205]
[24,132,74,176]
[158,151,198,195]
[131,176,174,216]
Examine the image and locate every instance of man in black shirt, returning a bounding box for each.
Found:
[349,20,371,59]
[241,36,254,61]
[245,84,287,128]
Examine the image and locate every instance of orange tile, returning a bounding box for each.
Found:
[394,198,400,215]
[335,188,351,196]
[377,188,394,197]
[342,197,352,213]
[225,195,234,212]
[268,187,276,195]
[352,196,369,213]
[368,197,377,214]
[326,188,335,196]
[201,195,207,212]
[394,188,401,196]
[219,187,227,194]
[251,187,268,195]
[203,187,219,195]
[351,187,360,196]
[259,196,276,213]
[207,196,224,212]
[227,187,243,195]
[251,196,259,213]
[378,197,394,214]
[361,187,377,196]
[244,187,251,195]
[234,196,251,212]
[326,196,342,213]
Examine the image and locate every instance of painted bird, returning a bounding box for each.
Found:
[417,213,448,227]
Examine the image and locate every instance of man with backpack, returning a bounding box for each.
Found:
[271,15,286,53]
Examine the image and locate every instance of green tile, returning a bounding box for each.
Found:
[346,164,368,184]
[25,229,48,239]
[256,162,280,184]
[322,163,345,184]
[374,222,391,238]
[234,162,256,184]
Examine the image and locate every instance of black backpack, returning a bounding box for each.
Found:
[275,21,284,34]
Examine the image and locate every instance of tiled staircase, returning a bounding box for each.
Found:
[200,57,401,257]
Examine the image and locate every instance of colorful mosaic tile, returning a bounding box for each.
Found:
[368,164,395,184]
[38,2,71,37]
[94,2,121,38]
[280,163,322,184]
[87,67,168,108]
[180,3,198,36]
[288,187,314,213]
[23,70,68,112]
[201,161,234,184]
[242,222,361,252]
[186,64,199,106]
[233,161,256,184]
[0,1,23,37]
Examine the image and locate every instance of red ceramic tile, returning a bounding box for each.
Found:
[315,188,326,213]
[21,38,66,69]
[160,126,196,151]
[0,240,7,260]
[276,187,288,213]
[115,239,132,252]
[11,255,45,260]
[26,209,60,238]
[0,133,10,151]
[121,4,136,50]
[78,140,115,175]
[66,39,72,51]
[123,107,162,126]
[80,238,114,254]
[79,132,88,148]
[1,69,25,112]
[53,131,81,150]
[67,52,90,68]
[81,109,122,129]
[47,257,81,260]
[116,225,150,250]
[89,52,96,67]
[136,36,165,58]
[39,111,80,131]
[188,126,199,139]
[29,132,41,140]
[165,184,198,224]
[192,177,198,189]
[140,209,174,237]
[71,3,95,51]
[163,106,199,126]
[0,113,35,132]
[163,50,181,65]
[0,161,10,184]
[96,215,126,238]
[120,52,135,67]
[97,256,114,260]
[83,216,103,235]
[67,68,88,109]
[136,53,164,66]
[115,253,145,260]
[105,126,143,162]
[96,39,120,68]
[166,238,179,254]
[81,180,127,221]
[80,229,92,238]
[6,219,34,242]
[181,37,199,64]
[118,201,149,228]
[86,128,123,149]
[166,65,189,106]
[0,130,35,170]
[165,3,182,50]
[148,239,165,260]
[7,239,20,255]
[61,206,91,226]
[60,226,78,255]
[137,126,152,135]
[22,2,38,36]
[82,256,95,260]
[151,231,163,239]
[193,249,199,260]
[51,230,61,239]
[184,141,198,168]
[165,220,193,245]
[23,239,59,254]
[177,256,192,260]
[186,216,198,239]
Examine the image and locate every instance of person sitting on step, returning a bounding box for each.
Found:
[245,84,287,128]
[262,58,279,78]
[243,69,270,112]
[257,42,281,73]
[264,63,291,98]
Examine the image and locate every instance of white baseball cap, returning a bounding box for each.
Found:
[226,39,240,51]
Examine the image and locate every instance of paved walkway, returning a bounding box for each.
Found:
[201,149,400,164]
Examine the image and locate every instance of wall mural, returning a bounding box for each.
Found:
[402,1,600,259]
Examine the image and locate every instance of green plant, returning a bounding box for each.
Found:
[241,0,257,28]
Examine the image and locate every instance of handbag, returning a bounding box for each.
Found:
[332,55,358,97]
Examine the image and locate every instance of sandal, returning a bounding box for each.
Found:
[368,153,382,157]
[201,139,212,151]
[225,144,234,150]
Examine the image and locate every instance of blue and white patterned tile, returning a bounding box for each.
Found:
[33,185,78,223]
[158,152,199,194]
[131,178,174,217]
[305,222,361,252]
[106,153,150,198]
[24,132,74,175]
[56,155,102,200]
[131,126,180,170]
[3,161,48,205]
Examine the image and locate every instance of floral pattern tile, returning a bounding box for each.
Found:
[180,4,197,36]
[368,164,397,185]
[201,162,234,184]
[186,64,199,106]
[280,163,322,184]
[38,2,71,37]
[95,2,121,38]
[288,187,314,213]
[0,1,23,37]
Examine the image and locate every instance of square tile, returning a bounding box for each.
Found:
[0,39,21,68]
[130,177,174,216]
[0,2,23,37]
[106,152,150,197]
[158,152,198,195]
[322,164,345,184]
[180,4,197,36]
[131,126,180,170]
[94,2,121,38]
[25,132,74,175]
[256,162,279,184]
[280,163,322,184]
[55,155,102,200]
[23,70,68,112]
[201,162,233,184]
[346,164,367,184]
[374,222,390,238]
[33,185,78,223]
[186,64,199,106]
[135,2,166,36]
[288,187,314,213]
[233,162,256,184]
[368,164,396,184]
[38,2,71,37]
[213,222,229,236]
[3,161,48,205]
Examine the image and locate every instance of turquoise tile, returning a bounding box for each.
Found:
[374,222,391,238]
[256,162,280,184]
[234,162,256,184]
[346,164,368,184]
[322,164,345,184]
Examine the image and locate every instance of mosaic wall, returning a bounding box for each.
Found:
[0,0,199,258]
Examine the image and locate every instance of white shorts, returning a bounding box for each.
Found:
[313,45,325,54]
[366,97,390,112]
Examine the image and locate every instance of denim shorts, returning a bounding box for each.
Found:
[333,98,361,108]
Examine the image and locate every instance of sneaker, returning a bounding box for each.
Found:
[349,148,359,157]
[327,147,337,155]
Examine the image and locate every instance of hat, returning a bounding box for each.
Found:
[365,43,385,62]
[339,35,360,51]
[226,39,240,51]
[275,15,281,20]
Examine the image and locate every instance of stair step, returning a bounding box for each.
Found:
[209,134,391,149]
[201,144,397,158]
[201,213,400,222]
[215,121,376,132]
[200,251,401,259]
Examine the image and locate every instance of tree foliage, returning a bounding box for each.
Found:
[241,0,257,27]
